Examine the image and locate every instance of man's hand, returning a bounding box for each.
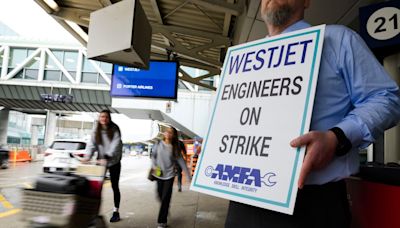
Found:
[290,130,338,189]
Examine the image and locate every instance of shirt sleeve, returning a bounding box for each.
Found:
[336,28,400,149]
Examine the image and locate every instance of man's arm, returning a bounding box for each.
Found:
[335,29,400,148]
[292,27,400,188]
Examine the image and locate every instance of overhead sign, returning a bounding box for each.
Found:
[40,94,73,104]
[110,61,178,100]
[360,0,400,49]
[190,25,325,215]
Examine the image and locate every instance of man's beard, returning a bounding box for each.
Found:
[261,4,294,26]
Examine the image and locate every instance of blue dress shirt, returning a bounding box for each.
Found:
[282,21,400,185]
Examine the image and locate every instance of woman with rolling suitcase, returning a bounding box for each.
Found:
[85,109,123,223]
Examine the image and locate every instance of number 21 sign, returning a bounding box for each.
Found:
[359,0,400,49]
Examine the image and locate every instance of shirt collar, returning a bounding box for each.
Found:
[281,20,311,34]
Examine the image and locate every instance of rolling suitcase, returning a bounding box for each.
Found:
[35,173,88,194]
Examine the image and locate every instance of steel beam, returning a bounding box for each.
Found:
[189,0,243,16]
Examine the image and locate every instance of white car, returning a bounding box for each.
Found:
[43,139,91,173]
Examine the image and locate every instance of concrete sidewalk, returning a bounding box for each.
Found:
[99,156,229,228]
[4,156,229,228]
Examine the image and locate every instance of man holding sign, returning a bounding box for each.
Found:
[224,0,400,227]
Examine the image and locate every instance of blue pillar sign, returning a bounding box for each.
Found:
[190,25,325,215]
[359,0,400,50]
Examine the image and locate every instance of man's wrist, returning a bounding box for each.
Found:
[329,127,352,156]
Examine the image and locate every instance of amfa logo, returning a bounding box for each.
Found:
[204,164,277,187]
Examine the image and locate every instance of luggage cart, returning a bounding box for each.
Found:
[21,164,107,228]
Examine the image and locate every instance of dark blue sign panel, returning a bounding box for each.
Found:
[359,0,400,50]
[111,61,178,100]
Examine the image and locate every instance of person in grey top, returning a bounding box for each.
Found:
[85,109,123,223]
[151,126,191,228]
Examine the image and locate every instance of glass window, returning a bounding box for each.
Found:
[64,51,78,71]
[81,72,98,83]
[178,80,188,90]
[98,75,108,84]
[10,48,27,67]
[83,59,97,72]
[26,49,40,69]
[199,79,214,91]
[7,136,20,145]
[25,69,38,80]
[200,79,214,86]
[50,141,86,150]
[52,50,64,63]
[44,70,61,81]
[14,69,24,79]
[25,59,39,69]
[21,138,31,146]
[100,62,112,73]
[180,66,210,78]
[61,71,76,82]
[45,55,57,70]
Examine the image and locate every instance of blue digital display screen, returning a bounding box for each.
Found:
[110,61,178,99]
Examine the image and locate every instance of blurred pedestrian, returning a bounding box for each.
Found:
[85,110,123,223]
[151,126,191,228]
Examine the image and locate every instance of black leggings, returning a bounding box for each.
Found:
[176,166,183,188]
[156,178,174,223]
[109,162,121,208]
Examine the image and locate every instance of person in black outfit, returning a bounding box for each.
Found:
[176,140,187,192]
[151,126,191,228]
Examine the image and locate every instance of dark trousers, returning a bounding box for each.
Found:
[156,178,174,223]
[109,162,121,208]
[225,180,351,228]
[176,166,183,189]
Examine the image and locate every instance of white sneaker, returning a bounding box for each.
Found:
[157,223,167,228]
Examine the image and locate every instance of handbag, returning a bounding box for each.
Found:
[147,166,162,181]
[148,168,156,181]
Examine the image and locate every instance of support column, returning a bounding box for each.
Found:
[30,125,39,146]
[44,111,57,146]
[383,53,400,164]
[0,109,10,146]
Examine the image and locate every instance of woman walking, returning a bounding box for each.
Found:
[85,109,123,223]
[151,126,191,228]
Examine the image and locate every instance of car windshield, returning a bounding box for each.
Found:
[50,141,86,150]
